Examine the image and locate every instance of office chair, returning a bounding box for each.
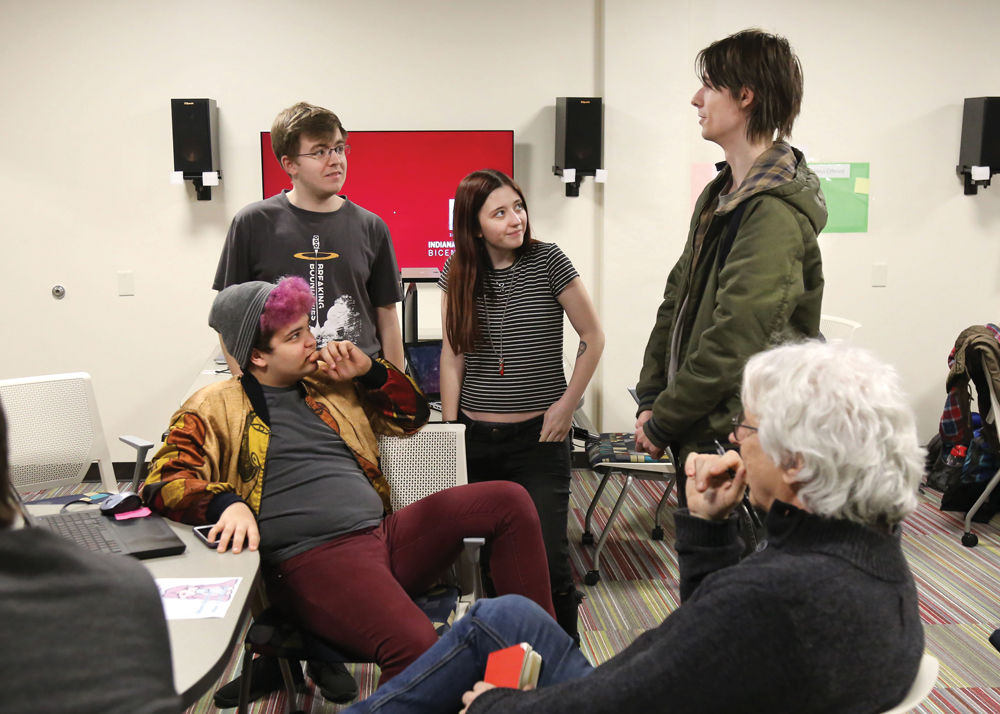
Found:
[580,432,676,585]
[0,373,154,495]
[878,654,939,714]
[819,314,861,344]
[236,423,483,714]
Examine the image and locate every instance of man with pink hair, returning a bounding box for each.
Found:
[144,276,555,708]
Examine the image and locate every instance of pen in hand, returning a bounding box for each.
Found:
[714,440,762,530]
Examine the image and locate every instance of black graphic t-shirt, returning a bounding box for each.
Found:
[213,191,403,356]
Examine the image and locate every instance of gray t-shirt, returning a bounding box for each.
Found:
[213,192,404,356]
[257,384,385,564]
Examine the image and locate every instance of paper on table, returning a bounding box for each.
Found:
[156,577,242,620]
[28,492,110,505]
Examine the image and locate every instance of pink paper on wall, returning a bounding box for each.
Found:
[691,164,719,211]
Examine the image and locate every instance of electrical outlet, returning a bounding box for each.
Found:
[872,263,888,288]
[118,271,135,296]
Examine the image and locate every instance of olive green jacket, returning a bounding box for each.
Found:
[637,144,826,455]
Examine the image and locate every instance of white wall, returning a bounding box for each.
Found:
[0,0,600,459]
[3,0,998,459]
[602,0,1000,441]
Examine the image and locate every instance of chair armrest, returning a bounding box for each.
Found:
[119,435,155,492]
[463,537,485,563]
[463,538,486,599]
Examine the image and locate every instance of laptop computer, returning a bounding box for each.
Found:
[12,486,186,560]
[404,340,442,407]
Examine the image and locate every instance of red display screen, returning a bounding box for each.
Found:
[261,130,514,271]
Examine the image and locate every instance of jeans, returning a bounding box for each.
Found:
[264,482,555,684]
[344,595,594,714]
[459,413,574,594]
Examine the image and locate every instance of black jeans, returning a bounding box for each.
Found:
[459,412,574,594]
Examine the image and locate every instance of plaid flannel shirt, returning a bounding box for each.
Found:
[688,142,798,281]
[939,323,1000,449]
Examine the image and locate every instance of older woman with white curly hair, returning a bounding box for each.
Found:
[339,341,927,714]
[723,339,925,525]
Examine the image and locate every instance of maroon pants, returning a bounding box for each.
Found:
[264,481,554,683]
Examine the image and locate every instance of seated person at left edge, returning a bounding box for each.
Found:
[0,401,181,714]
[142,276,556,703]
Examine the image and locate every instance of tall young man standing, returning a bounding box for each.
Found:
[634,30,826,505]
[214,102,405,373]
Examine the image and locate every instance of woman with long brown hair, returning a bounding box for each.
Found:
[439,169,604,642]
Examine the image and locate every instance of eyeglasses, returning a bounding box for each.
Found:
[297,145,351,161]
[731,414,758,443]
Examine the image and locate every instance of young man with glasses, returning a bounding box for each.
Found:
[214,102,405,373]
[210,102,405,704]
[633,30,825,504]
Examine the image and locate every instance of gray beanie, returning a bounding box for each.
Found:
[209,282,276,369]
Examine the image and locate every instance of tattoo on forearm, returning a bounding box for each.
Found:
[577,341,587,359]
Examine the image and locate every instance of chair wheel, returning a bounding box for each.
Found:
[581,532,594,545]
[962,532,979,548]
[651,525,664,541]
[584,570,601,586]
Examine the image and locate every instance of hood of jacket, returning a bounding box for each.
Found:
[714,143,828,236]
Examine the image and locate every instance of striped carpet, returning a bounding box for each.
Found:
[24,476,1000,712]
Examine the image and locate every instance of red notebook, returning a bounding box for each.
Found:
[484,643,543,689]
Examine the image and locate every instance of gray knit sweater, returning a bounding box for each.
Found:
[471,502,924,714]
[0,528,181,714]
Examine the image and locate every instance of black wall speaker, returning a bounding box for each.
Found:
[171,98,219,177]
[555,97,603,173]
[959,97,1000,170]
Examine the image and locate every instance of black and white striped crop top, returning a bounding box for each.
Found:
[439,242,579,412]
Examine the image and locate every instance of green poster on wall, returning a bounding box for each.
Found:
[809,162,869,233]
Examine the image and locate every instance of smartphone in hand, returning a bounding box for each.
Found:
[192,524,231,550]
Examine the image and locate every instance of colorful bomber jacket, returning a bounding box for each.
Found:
[143,359,430,525]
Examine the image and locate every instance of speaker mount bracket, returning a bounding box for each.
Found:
[956,165,995,196]
[190,175,212,201]
[553,166,597,198]
[181,171,221,201]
